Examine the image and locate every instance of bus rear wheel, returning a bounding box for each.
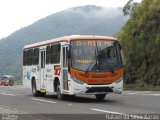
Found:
[95,94,106,101]
[32,80,40,97]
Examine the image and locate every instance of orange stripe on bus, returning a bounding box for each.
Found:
[70,68,123,85]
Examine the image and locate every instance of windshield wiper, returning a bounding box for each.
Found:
[85,62,96,72]
[84,49,98,72]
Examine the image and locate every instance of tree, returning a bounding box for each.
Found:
[123,0,139,16]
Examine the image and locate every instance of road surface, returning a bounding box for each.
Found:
[0,86,160,120]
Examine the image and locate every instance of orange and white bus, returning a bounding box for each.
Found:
[23,35,125,100]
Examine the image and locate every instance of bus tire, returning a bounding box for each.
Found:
[32,80,40,97]
[95,94,106,101]
[56,83,65,100]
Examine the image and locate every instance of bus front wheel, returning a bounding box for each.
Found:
[57,83,65,100]
[95,94,106,101]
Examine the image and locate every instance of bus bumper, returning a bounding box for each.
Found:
[71,77,123,95]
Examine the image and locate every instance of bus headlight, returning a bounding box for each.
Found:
[115,77,123,83]
[73,77,84,84]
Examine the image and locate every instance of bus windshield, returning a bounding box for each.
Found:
[71,40,122,72]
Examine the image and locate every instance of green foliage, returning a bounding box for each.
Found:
[15,79,23,85]
[156,33,160,44]
[123,0,139,16]
[118,0,160,90]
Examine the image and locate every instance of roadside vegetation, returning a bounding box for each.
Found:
[118,0,160,90]
[15,79,23,85]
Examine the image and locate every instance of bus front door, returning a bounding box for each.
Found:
[62,45,69,91]
[40,49,46,90]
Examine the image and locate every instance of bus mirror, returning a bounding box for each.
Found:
[120,50,126,65]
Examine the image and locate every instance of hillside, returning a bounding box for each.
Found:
[0,5,128,79]
[117,0,160,90]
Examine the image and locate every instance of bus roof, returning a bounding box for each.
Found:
[24,35,117,49]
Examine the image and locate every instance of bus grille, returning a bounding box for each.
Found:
[86,87,113,93]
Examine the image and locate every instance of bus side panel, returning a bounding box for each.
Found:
[31,65,41,91]
[45,64,62,93]
[45,64,54,92]
[23,65,41,90]
[23,66,31,88]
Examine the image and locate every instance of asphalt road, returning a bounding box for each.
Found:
[0,86,160,120]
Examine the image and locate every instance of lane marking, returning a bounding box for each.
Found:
[139,93,160,96]
[123,91,151,95]
[129,93,160,96]
[124,91,151,92]
[123,92,160,96]
[1,93,16,96]
[153,94,160,96]
[91,108,123,114]
[31,98,56,104]
[91,108,144,119]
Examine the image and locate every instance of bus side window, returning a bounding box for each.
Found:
[33,48,39,65]
[23,50,27,66]
[51,44,60,64]
[46,45,51,64]
[26,50,29,65]
[36,48,39,65]
[51,45,54,64]
[26,49,33,66]
[30,49,33,65]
